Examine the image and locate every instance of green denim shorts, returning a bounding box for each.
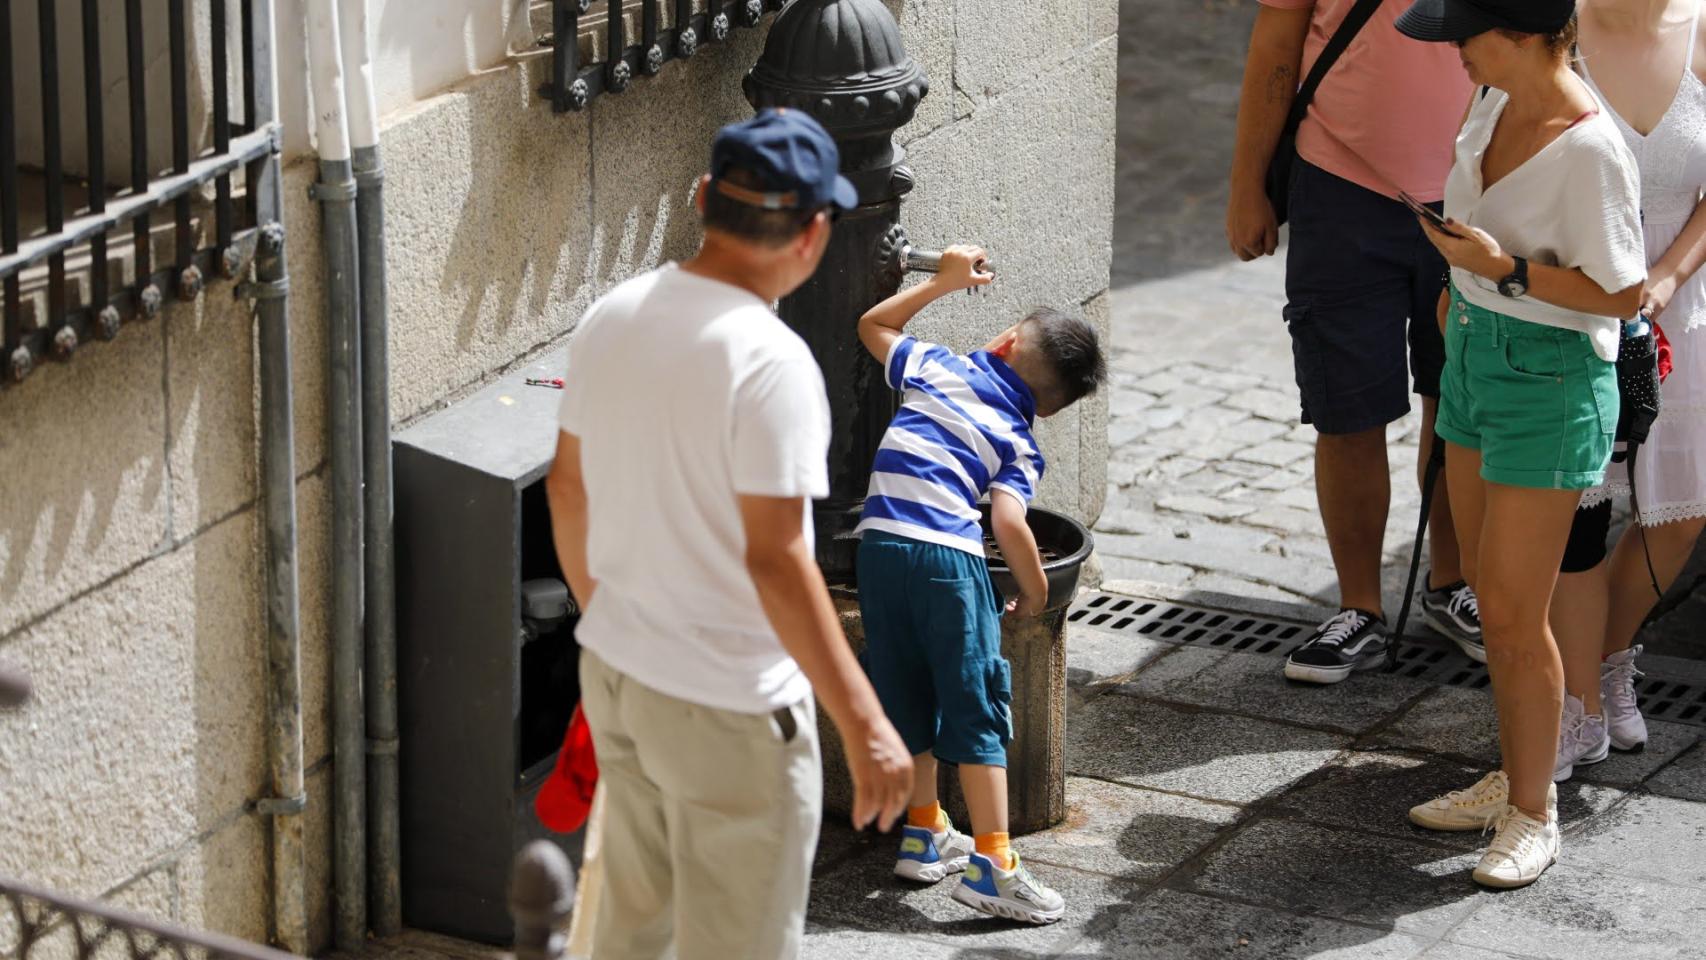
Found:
[1435,287,1618,490]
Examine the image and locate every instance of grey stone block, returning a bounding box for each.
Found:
[1443,863,1706,960]
[1183,818,1484,938]
[1243,505,1327,537]
[1118,647,1429,735]
[1271,751,1629,851]
[1564,792,1706,889]
[1157,384,1227,412]
[1235,440,1315,468]
[1575,720,1702,789]
[806,819,1144,956]
[1066,622,1175,686]
[1184,574,1313,605]
[1224,387,1300,421]
[1023,778,1241,882]
[1156,494,1256,521]
[1085,889,1432,960]
[1648,743,1706,802]
[1097,556,1194,587]
[1066,694,1348,804]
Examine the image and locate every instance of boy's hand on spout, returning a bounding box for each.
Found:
[933,245,994,293]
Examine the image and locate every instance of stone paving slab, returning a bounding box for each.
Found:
[1179,817,1486,939]
[1065,693,1349,804]
[1085,889,1433,959]
[1648,743,1706,802]
[1369,686,1705,787]
[807,818,1146,957]
[1269,751,1631,852]
[1063,626,1174,688]
[1022,776,1242,882]
[1442,864,1706,960]
[1114,644,1432,735]
[1564,792,1706,890]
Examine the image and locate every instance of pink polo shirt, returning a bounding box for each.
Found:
[1260,0,1473,202]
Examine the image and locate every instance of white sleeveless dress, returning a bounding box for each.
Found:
[1582,13,1706,525]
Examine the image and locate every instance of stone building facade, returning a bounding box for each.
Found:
[0,0,1115,950]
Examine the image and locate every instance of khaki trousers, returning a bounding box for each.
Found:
[577,650,821,960]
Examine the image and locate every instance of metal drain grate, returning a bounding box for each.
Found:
[1069,592,1706,727]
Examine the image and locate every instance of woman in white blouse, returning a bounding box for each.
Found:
[1395,0,1645,889]
[1550,0,1706,787]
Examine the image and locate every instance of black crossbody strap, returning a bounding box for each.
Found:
[1284,0,1386,133]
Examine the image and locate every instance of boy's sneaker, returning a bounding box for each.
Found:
[1553,693,1610,783]
[1282,609,1391,685]
[893,820,975,883]
[1420,578,1484,663]
[1472,805,1560,889]
[1602,645,1648,752]
[1409,770,1511,832]
[951,853,1065,925]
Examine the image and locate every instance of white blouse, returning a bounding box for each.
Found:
[1443,87,1647,361]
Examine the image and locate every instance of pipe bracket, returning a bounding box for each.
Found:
[237,276,292,301]
[354,165,385,189]
[365,737,399,756]
[308,179,358,203]
[258,793,308,816]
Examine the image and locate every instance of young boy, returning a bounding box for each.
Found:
[854,246,1106,924]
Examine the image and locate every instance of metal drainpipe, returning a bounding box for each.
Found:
[306,0,367,945]
[246,0,308,949]
[339,0,400,934]
[352,142,400,937]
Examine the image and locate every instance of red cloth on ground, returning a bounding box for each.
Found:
[535,702,598,833]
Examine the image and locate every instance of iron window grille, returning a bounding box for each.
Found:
[0,0,279,387]
[537,0,785,112]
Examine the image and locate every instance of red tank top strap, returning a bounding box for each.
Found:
[1566,109,1600,130]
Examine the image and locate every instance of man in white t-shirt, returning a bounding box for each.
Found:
[545,109,913,959]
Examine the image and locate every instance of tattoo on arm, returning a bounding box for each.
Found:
[1264,65,1295,105]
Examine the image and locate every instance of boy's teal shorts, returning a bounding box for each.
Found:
[856,531,1013,768]
[1435,287,1618,491]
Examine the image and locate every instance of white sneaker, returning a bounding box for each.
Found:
[893,819,975,883]
[1553,693,1610,783]
[1601,645,1648,752]
[1409,770,1509,832]
[1472,805,1560,889]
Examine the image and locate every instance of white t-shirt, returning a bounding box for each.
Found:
[557,264,830,714]
[1443,88,1647,361]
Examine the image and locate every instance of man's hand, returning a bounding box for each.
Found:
[1226,184,1280,261]
[932,245,994,293]
[842,715,914,831]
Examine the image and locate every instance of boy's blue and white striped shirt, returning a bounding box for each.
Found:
[855,335,1045,556]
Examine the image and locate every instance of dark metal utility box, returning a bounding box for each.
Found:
[394,348,582,944]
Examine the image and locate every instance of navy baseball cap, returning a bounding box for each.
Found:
[1396,0,1573,42]
[709,108,859,214]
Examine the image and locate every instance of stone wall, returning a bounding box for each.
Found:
[0,0,1114,950]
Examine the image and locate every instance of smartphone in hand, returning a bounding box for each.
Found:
[1400,191,1467,239]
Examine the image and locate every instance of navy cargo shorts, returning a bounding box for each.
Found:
[856,531,1013,768]
[1284,158,1448,435]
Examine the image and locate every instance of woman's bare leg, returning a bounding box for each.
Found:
[1553,562,1610,713]
[1602,516,1706,654]
[1477,481,1583,818]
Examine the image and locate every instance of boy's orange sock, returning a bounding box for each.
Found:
[975,831,1014,871]
[908,802,947,832]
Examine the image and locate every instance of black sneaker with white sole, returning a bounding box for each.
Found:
[1283,608,1391,685]
[1420,577,1484,663]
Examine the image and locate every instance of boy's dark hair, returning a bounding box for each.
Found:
[1020,306,1106,407]
[701,166,819,248]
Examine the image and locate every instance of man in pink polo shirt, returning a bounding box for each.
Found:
[1227,0,1482,683]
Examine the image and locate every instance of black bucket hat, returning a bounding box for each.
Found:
[1395,0,1574,43]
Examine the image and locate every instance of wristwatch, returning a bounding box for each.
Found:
[1497,256,1529,299]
